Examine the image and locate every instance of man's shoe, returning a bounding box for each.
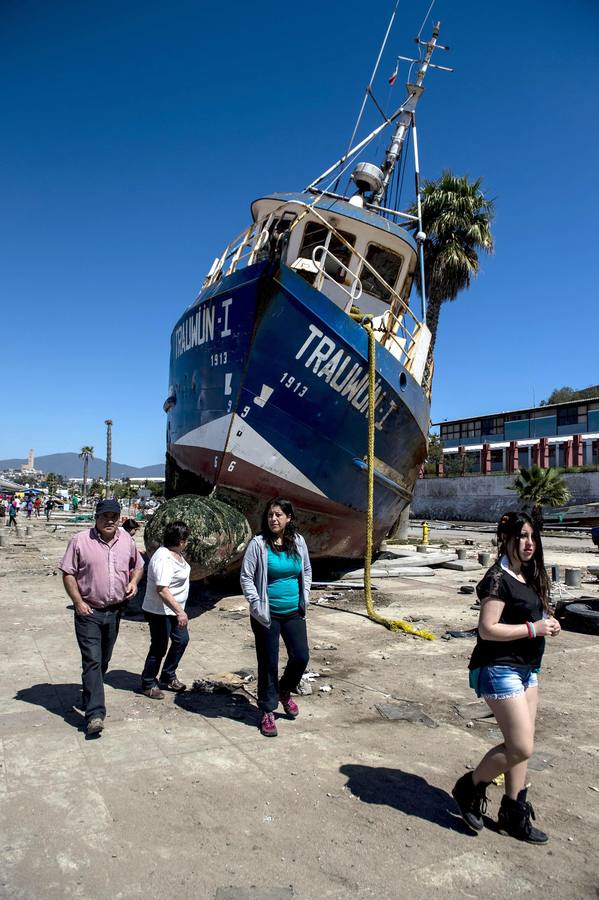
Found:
[86,717,104,735]
[280,691,299,718]
[498,790,548,844]
[452,772,489,832]
[142,686,165,699]
[260,712,278,737]
[160,677,186,692]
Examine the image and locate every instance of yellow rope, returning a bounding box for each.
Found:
[353,314,435,640]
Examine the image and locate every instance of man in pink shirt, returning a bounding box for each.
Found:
[60,499,144,736]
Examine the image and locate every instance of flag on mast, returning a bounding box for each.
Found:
[388,61,399,86]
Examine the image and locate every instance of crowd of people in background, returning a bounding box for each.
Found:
[0,490,154,525]
[0,493,67,523]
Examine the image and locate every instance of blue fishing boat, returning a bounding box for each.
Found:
[164,22,448,559]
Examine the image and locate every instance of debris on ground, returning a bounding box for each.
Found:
[454,702,493,721]
[375,702,438,728]
[192,670,254,693]
[443,628,478,640]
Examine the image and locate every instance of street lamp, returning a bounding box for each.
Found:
[104,419,113,498]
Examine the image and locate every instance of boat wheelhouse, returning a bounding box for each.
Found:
[201,191,431,385]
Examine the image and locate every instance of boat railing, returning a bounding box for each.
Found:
[298,205,429,375]
[198,203,431,390]
[378,308,411,352]
[201,217,275,291]
[312,245,363,303]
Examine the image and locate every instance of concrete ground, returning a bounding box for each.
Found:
[1,517,598,899]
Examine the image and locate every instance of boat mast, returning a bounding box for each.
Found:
[371,22,446,208]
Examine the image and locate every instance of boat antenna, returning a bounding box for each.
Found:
[371,22,451,208]
[339,0,402,184]
[306,22,452,196]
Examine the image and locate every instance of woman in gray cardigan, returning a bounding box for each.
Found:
[240,497,312,737]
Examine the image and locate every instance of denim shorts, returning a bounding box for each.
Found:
[470,665,539,700]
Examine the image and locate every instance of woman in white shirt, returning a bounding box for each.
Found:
[141,521,191,699]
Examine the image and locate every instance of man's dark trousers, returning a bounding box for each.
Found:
[74,606,123,723]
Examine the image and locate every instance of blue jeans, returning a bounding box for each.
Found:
[74,605,123,722]
[251,611,309,712]
[141,612,189,689]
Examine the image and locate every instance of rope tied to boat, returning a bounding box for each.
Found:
[351,312,434,640]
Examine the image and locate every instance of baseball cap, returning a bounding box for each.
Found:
[95,499,122,517]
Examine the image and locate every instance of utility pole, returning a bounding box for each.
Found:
[104,419,113,498]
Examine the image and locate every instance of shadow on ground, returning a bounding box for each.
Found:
[339,764,475,835]
[15,682,84,729]
[104,668,140,693]
[175,689,258,729]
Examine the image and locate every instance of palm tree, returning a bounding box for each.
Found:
[46,472,59,497]
[79,446,94,503]
[409,171,495,364]
[510,465,571,526]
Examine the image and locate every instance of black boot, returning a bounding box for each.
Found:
[452,772,489,832]
[498,789,548,844]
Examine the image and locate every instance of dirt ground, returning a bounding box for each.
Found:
[1,516,598,899]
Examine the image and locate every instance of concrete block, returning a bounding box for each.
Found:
[378,552,457,567]
[440,560,483,572]
[384,567,435,577]
[342,566,435,579]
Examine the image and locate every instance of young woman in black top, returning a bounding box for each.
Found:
[452,511,561,843]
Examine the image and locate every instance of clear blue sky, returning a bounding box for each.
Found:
[2,0,598,464]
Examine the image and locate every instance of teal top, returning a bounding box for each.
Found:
[266,547,302,614]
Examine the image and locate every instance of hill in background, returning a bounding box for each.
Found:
[0,453,164,479]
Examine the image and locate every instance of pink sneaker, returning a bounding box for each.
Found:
[260,712,278,737]
[280,691,299,718]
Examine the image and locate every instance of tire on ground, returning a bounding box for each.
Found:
[560,600,599,636]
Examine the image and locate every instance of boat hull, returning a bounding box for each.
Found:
[166,261,429,558]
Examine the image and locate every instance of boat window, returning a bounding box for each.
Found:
[360,244,403,301]
[298,223,355,283]
[269,213,296,243]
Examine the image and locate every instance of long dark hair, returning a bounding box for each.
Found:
[260,497,300,558]
[497,510,550,610]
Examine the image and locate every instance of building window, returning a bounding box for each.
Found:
[557,405,577,426]
[557,405,587,428]
[461,420,481,438]
[359,244,403,301]
[481,416,504,435]
[441,423,460,440]
[505,412,528,421]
